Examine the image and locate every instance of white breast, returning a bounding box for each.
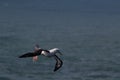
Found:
[41,51,54,57]
[41,48,59,57]
[41,51,48,56]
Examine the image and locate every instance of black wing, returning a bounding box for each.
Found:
[19,52,38,58]
[19,50,42,58]
[53,55,63,72]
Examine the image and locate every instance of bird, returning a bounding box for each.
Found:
[18,45,63,72]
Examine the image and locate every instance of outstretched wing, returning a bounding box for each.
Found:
[53,55,63,72]
[19,50,42,58]
[19,52,38,58]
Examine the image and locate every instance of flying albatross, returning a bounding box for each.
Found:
[18,45,63,72]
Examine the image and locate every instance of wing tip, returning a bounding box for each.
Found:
[53,69,57,72]
[18,55,24,58]
[18,56,23,58]
[53,60,63,72]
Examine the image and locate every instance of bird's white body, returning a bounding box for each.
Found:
[41,48,61,57]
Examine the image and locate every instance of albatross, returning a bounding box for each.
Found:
[18,45,63,72]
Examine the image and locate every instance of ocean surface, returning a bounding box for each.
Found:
[0,8,120,80]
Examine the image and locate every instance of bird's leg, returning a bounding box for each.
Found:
[33,56,38,61]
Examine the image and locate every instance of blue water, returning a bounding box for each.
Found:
[0,4,120,80]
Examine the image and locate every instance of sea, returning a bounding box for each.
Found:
[0,3,120,80]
